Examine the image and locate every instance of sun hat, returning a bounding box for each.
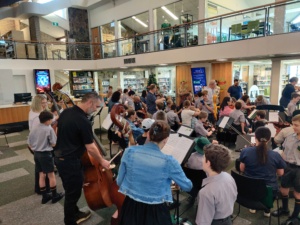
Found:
[194,137,211,155]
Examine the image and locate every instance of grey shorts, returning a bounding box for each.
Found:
[34,151,54,173]
[281,163,300,193]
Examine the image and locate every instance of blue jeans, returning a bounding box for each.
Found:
[55,157,83,225]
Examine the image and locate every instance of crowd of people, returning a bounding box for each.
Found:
[25,76,300,225]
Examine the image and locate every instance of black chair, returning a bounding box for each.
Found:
[231,170,280,225]
[256,105,285,112]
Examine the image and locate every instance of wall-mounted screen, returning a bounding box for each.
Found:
[191,67,207,94]
[34,69,51,94]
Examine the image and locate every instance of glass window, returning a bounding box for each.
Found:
[100,22,116,58]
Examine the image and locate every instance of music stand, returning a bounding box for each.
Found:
[177,125,194,137]
[93,107,103,141]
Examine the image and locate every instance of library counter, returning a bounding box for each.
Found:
[0,104,30,125]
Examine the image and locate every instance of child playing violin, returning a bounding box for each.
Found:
[195,112,215,138]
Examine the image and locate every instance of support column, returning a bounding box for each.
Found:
[273,0,286,34]
[29,16,43,59]
[67,8,90,59]
[198,0,208,45]
[270,59,282,104]
[149,8,155,52]
[115,20,121,56]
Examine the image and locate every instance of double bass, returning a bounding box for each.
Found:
[48,89,126,225]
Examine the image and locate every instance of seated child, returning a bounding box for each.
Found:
[196,144,237,225]
[199,93,215,123]
[165,100,173,113]
[194,112,215,137]
[252,110,267,132]
[27,111,64,204]
[167,104,181,131]
[287,92,300,117]
[152,102,167,122]
[229,101,251,134]
[136,118,155,145]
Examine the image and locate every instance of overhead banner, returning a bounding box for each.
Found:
[191,67,207,94]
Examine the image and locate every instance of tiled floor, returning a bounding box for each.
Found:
[0,129,294,225]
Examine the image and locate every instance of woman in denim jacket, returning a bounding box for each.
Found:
[117,121,192,225]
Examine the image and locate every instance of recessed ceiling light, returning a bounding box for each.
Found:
[216,59,227,61]
[159,64,168,66]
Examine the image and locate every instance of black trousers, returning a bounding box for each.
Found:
[55,157,83,225]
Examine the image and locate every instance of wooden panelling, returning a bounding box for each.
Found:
[91,27,101,59]
[0,105,30,125]
[212,62,232,102]
[176,65,192,105]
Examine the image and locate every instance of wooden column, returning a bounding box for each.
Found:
[212,62,232,103]
[176,65,192,105]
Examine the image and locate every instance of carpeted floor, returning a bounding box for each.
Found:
[0,129,293,225]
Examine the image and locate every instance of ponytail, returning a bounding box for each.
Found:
[255,127,271,165]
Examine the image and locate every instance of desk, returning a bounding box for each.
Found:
[228,22,270,40]
[0,104,30,125]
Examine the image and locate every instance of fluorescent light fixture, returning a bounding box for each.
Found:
[132,16,148,28]
[291,14,300,24]
[161,6,178,20]
[159,64,168,66]
[216,59,227,62]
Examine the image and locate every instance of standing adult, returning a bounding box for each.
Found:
[117,121,192,225]
[178,81,190,105]
[146,84,165,117]
[107,91,121,113]
[227,79,243,100]
[54,92,110,225]
[280,77,299,108]
[203,80,216,102]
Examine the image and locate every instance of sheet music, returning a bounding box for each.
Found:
[251,136,255,144]
[219,116,230,128]
[265,123,277,137]
[248,109,257,119]
[177,126,193,136]
[268,112,279,122]
[161,133,194,164]
[102,113,113,130]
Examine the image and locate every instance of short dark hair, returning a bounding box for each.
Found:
[111,91,121,102]
[235,101,242,109]
[50,104,62,113]
[171,104,177,110]
[291,92,300,99]
[241,94,249,102]
[234,79,239,82]
[128,90,135,96]
[149,121,170,143]
[149,84,156,90]
[39,110,54,123]
[256,110,266,119]
[197,91,203,98]
[109,86,113,89]
[156,102,164,110]
[204,144,231,173]
[290,77,298,83]
[81,92,101,103]
[123,89,128,94]
[125,109,135,119]
[156,111,166,121]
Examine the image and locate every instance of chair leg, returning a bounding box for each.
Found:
[277,197,280,225]
[232,203,240,221]
[4,134,8,146]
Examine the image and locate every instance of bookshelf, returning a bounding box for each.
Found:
[123,77,145,93]
[70,71,94,98]
[253,66,271,98]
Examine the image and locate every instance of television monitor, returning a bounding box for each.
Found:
[14,93,32,103]
[191,67,207,94]
[34,69,51,94]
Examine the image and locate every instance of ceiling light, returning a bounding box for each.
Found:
[120,67,128,69]
[132,16,148,28]
[159,64,168,66]
[161,6,178,20]
[216,59,227,61]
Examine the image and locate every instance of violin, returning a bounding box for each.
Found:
[269,121,291,129]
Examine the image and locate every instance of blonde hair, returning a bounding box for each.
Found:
[30,94,47,112]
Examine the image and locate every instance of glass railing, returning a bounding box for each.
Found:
[0,0,299,60]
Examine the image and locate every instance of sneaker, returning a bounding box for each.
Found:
[75,210,91,224]
[264,212,271,217]
[282,217,299,225]
[41,193,52,204]
[249,209,256,214]
[272,208,290,217]
[52,192,65,203]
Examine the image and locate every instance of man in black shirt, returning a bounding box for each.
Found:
[55,92,110,225]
